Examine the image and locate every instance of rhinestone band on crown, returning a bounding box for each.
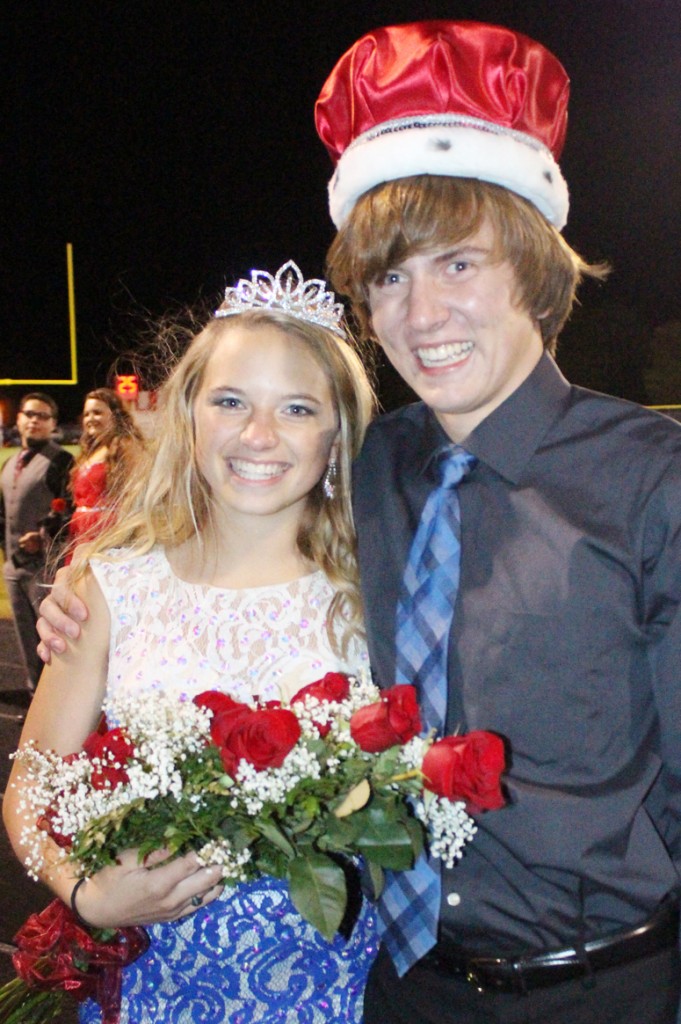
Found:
[215,260,346,336]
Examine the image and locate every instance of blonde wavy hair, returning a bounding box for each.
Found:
[71,309,376,653]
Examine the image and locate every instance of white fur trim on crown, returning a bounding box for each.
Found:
[328,119,569,230]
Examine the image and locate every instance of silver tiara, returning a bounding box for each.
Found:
[215,260,346,336]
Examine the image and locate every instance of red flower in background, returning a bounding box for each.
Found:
[350,685,422,753]
[422,731,506,812]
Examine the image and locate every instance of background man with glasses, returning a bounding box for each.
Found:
[0,393,73,695]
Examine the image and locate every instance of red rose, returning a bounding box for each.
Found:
[194,691,250,717]
[37,805,73,849]
[291,672,350,706]
[291,672,351,736]
[83,727,135,791]
[350,684,422,753]
[422,731,506,812]
[217,707,301,775]
[194,692,255,753]
[50,497,67,514]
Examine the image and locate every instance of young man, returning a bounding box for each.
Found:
[35,20,681,1024]
[0,392,73,693]
[315,21,681,1024]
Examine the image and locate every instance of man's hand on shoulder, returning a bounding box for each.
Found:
[36,565,89,664]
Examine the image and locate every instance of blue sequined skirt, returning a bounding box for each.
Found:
[79,875,378,1023]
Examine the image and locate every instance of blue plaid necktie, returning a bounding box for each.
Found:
[380,445,476,976]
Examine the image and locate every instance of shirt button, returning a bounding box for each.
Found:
[446,892,461,907]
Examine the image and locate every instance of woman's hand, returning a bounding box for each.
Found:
[37,565,88,663]
[71,849,225,929]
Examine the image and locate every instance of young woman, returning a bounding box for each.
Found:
[65,388,144,559]
[4,263,377,1023]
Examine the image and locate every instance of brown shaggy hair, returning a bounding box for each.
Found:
[326,176,608,355]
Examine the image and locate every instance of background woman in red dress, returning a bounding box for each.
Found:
[65,389,145,559]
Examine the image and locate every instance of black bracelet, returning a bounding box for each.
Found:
[70,877,91,928]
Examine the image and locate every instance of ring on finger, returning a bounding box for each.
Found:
[191,894,204,907]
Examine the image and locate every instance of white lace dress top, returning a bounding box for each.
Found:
[81,548,378,1023]
[90,547,369,705]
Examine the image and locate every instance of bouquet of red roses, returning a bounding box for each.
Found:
[3,673,505,1022]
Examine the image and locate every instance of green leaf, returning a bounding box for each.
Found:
[357,827,415,869]
[404,815,426,859]
[298,795,320,817]
[373,746,403,776]
[317,813,360,850]
[256,819,296,859]
[219,821,256,852]
[364,793,404,824]
[352,798,418,869]
[287,854,347,941]
[254,845,288,879]
[366,859,385,900]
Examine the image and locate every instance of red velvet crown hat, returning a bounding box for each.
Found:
[315,20,570,229]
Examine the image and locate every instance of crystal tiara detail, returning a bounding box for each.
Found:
[214,260,346,336]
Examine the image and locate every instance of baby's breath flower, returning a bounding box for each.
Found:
[196,840,252,881]
[399,735,428,771]
[415,795,477,869]
[233,745,321,810]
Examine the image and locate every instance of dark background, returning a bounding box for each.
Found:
[4,0,681,423]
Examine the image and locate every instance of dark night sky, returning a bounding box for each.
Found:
[4,0,681,422]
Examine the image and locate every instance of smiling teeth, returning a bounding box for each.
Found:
[417,341,473,367]
[230,459,283,480]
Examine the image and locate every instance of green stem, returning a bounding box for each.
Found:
[386,768,422,784]
[0,984,66,1024]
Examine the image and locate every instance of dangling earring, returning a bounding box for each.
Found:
[323,459,337,500]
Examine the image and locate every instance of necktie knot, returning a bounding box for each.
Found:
[437,445,477,490]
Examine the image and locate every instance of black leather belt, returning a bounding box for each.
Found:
[422,899,679,994]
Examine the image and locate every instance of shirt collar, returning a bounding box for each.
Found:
[464,353,572,484]
[419,352,571,485]
[415,409,453,480]
[24,438,50,453]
